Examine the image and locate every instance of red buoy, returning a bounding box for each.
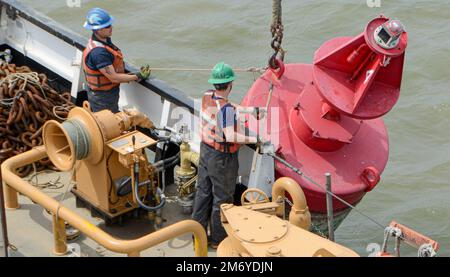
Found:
[241,15,407,230]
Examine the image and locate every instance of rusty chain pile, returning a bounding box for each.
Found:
[269,0,285,69]
[0,63,75,177]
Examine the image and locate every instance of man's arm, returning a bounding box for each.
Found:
[99,65,138,83]
[219,105,257,144]
[232,102,267,120]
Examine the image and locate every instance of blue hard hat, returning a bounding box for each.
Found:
[83,7,114,30]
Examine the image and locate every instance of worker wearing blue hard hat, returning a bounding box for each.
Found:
[82,7,151,113]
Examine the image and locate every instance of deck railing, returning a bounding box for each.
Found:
[1,146,207,257]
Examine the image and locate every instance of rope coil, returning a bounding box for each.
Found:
[0,72,47,105]
[62,119,91,160]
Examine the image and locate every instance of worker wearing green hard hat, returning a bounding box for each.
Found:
[208,62,236,84]
[192,62,265,249]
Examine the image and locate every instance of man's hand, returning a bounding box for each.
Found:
[252,107,267,120]
[256,134,271,146]
[256,134,274,154]
[100,65,138,83]
[135,64,151,82]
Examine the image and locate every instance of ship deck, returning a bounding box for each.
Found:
[3,170,217,257]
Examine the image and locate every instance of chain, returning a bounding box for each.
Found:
[269,0,285,69]
[285,197,293,207]
[310,223,328,238]
[0,72,47,105]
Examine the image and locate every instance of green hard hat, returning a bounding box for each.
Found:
[208,62,236,84]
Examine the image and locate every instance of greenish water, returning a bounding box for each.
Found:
[19,0,450,256]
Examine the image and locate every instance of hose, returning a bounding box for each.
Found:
[114,147,179,199]
[154,141,180,193]
[153,152,180,171]
[161,141,168,160]
[161,168,166,194]
[156,156,180,173]
[133,161,166,211]
[116,178,150,197]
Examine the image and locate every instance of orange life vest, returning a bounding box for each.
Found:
[200,90,241,154]
[82,38,125,91]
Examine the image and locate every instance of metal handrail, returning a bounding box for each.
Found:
[0,168,9,257]
[1,146,208,257]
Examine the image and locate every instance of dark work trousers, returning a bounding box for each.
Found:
[87,87,120,113]
[192,142,239,245]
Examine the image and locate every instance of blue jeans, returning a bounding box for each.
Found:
[87,87,120,113]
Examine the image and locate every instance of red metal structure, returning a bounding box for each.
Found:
[377,221,439,257]
[241,15,407,229]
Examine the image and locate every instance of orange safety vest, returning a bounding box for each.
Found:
[82,38,125,91]
[200,90,241,154]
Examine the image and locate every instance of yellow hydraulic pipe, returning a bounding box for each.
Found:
[52,214,67,256]
[3,181,19,210]
[179,141,199,175]
[128,251,141,257]
[186,151,199,168]
[272,177,311,230]
[1,146,208,257]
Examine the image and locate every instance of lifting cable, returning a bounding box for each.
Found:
[268,152,386,230]
[146,67,266,74]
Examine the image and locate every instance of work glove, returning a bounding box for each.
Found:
[135,64,151,82]
[256,134,274,154]
[256,134,270,146]
[252,107,267,120]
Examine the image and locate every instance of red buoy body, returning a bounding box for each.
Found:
[241,16,407,226]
